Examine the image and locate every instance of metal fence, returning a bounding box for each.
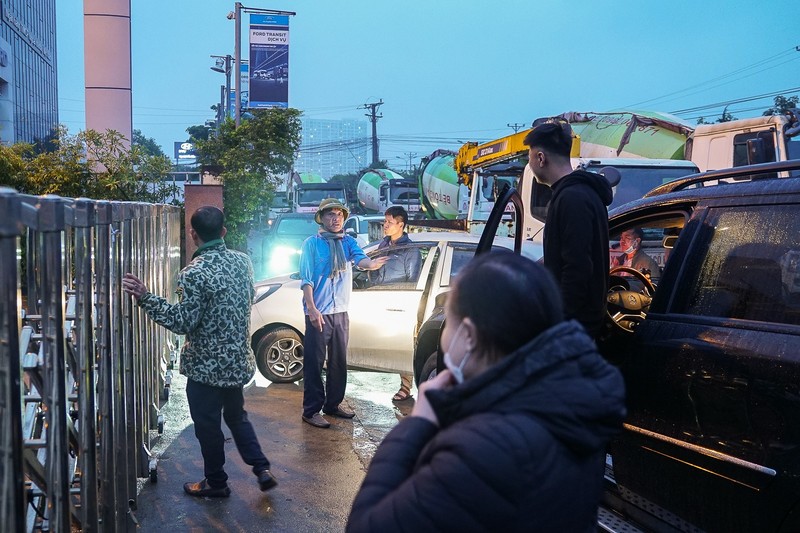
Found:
[0,189,182,532]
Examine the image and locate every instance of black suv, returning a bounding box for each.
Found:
[476,160,800,532]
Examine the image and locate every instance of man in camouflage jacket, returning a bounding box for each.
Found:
[123,206,277,497]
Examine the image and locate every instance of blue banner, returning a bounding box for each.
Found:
[249,14,289,108]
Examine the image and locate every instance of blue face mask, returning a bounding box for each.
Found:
[442,322,471,384]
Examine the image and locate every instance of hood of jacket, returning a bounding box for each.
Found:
[552,169,614,207]
[426,320,626,455]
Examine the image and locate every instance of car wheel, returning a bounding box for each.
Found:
[419,351,439,385]
[255,328,304,383]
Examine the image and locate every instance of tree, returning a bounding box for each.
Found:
[0,126,178,203]
[191,108,302,251]
[329,172,361,213]
[133,129,167,158]
[763,95,799,116]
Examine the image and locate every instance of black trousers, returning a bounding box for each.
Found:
[302,312,349,418]
[185,379,270,488]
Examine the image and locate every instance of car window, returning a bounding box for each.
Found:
[441,244,509,287]
[609,216,685,286]
[682,205,800,325]
[353,243,433,291]
[344,218,357,232]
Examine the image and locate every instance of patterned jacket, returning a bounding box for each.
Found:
[138,239,257,387]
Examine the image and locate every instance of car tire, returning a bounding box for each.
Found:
[419,351,439,385]
[255,328,304,383]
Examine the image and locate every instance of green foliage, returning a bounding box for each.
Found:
[132,129,167,158]
[0,126,178,203]
[329,173,361,213]
[191,108,302,251]
[187,124,212,143]
[763,95,800,116]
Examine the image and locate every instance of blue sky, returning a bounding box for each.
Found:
[56,0,799,168]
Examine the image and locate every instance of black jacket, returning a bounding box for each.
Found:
[376,233,422,284]
[543,170,613,336]
[347,320,626,533]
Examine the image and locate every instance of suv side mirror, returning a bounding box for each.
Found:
[345,227,356,237]
[746,138,767,165]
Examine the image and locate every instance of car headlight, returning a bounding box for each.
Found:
[254,283,281,304]
[268,245,301,273]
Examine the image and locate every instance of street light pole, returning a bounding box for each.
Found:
[234,2,242,127]
[211,54,233,122]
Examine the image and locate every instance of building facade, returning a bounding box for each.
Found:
[294,118,369,180]
[0,0,58,145]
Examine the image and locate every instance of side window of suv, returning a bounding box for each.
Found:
[682,205,800,325]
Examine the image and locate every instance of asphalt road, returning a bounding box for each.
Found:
[134,371,414,532]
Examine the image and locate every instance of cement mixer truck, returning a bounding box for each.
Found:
[356,168,421,215]
[290,172,348,214]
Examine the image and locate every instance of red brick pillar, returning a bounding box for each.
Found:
[183,184,223,264]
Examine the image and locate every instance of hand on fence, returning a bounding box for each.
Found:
[122,273,148,300]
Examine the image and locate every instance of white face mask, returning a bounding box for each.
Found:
[621,239,638,255]
[443,322,471,384]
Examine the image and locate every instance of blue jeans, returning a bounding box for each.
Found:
[185,379,270,488]
[302,312,349,418]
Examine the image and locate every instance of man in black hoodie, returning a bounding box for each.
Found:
[524,122,613,337]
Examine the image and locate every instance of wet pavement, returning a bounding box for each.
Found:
[134,371,415,532]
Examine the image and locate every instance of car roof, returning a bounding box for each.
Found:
[276,212,316,220]
[366,230,542,256]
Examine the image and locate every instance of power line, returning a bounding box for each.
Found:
[626,45,800,108]
[670,85,800,115]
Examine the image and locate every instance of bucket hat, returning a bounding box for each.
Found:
[315,198,350,224]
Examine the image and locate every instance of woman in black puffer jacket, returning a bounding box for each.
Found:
[347,251,626,533]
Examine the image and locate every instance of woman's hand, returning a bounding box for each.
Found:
[410,369,456,426]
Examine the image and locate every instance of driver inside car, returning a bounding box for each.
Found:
[612,228,661,281]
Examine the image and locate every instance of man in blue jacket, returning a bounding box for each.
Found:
[524,122,613,337]
[299,199,388,428]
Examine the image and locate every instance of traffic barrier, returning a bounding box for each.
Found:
[0,188,181,532]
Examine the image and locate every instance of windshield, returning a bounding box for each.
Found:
[528,165,698,223]
[298,189,346,205]
[358,218,381,233]
[389,186,420,204]
[603,166,697,209]
[482,176,517,201]
[276,217,318,235]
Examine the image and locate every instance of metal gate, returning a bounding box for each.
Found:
[0,189,181,532]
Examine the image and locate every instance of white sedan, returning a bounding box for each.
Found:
[249,231,542,383]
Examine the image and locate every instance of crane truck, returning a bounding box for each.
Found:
[418,119,698,235]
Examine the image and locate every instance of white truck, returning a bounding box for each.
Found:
[686,112,800,171]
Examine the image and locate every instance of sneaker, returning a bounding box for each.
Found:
[183,479,231,498]
[323,405,355,419]
[257,469,278,491]
[302,413,331,428]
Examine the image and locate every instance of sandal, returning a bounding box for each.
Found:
[392,386,412,402]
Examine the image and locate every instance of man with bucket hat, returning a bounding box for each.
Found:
[298,198,388,428]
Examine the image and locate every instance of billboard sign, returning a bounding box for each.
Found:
[174,141,197,163]
[248,14,289,108]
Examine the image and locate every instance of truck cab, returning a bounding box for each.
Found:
[687,112,800,173]
[293,182,348,214]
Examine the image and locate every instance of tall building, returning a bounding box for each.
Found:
[0,0,58,145]
[295,118,369,180]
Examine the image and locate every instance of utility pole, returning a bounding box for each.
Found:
[233,2,242,127]
[360,99,383,166]
[507,122,525,133]
[402,152,417,172]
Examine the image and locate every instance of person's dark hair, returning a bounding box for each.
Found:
[523,122,573,159]
[191,206,225,242]
[628,227,644,241]
[449,251,564,361]
[384,205,408,228]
